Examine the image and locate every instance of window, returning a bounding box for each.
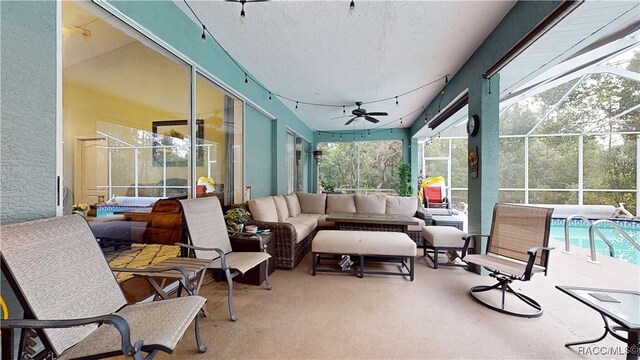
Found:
[62,2,244,211]
[318,140,402,194]
[286,131,307,193]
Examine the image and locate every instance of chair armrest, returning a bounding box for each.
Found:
[111,266,191,285]
[414,207,433,225]
[173,243,229,269]
[461,234,489,258]
[524,246,555,280]
[248,220,298,252]
[1,315,142,357]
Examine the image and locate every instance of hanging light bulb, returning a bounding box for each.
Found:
[445,75,449,84]
[390,128,393,134]
[340,134,342,139]
[295,101,299,110]
[368,129,371,137]
[240,1,246,22]
[395,96,399,106]
[201,25,207,44]
[331,133,334,139]
[349,0,355,13]
[343,106,346,115]
[268,92,272,101]
[244,73,248,84]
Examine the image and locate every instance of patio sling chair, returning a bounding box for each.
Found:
[0,215,207,360]
[140,197,272,322]
[461,203,554,318]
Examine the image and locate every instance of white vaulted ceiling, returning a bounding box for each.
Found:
[174,1,515,132]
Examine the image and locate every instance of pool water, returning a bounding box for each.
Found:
[550,218,640,265]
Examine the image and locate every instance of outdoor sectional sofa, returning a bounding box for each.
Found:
[247,192,432,269]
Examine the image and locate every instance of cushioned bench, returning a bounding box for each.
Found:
[311,230,417,280]
[422,226,473,269]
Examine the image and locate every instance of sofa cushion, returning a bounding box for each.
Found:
[326,194,356,214]
[248,197,279,222]
[285,193,301,217]
[284,218,314,243]
[285,216,318,229]
[273,195,290,222]
[355,194,386,214]
[316,215,335,228]
[296,192,327,214]
[386,196,419,217]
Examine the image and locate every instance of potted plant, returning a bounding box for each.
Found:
[224,207,251,233]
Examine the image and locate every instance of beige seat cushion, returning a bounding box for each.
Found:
[312,230,416,257]
[285,193,302,217]
[327,194,356,213]
[248,197,279,222]
[316,214,335,228]
[422,226,470,248]
[296,192,327,214]
[58,296,206,360]
[407,217,425,232]
[209,251,271,275]
[273,195,290,221]
[355,194,386,214]
[386,196,418,217]
[285,216,318,229]
[286,222,313,243]
[464,254,545,278]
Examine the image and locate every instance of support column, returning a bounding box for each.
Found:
[468,74,500,274]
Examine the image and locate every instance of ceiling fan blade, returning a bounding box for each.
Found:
[366,112,388,116]
[344,117,357,126]
[330,114,352,120]
[365,116,380,123]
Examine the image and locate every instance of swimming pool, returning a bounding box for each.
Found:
[550,218,640,265]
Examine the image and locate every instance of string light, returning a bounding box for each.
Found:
[295,101,299,110]
[184,2,452,117]
[340,134,342,139]
[390,128,393,134]
[244,73,248,84]
[201,25,206,44]
[349,1,355,11]
[445,75,449,84]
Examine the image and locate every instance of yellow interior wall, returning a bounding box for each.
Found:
[63,80,202,203]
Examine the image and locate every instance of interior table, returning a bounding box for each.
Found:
[326,212,418,234]
[556,285,639,360]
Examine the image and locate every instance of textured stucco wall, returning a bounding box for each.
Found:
[1,1,57,224]
[244,105,273,198]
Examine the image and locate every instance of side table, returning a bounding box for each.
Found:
[229,232,275,286]
[431,215,464,231]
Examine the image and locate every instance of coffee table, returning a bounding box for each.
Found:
[326,212,418,234]
[556,285,639,360]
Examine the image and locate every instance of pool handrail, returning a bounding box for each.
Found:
[563,215,612,255]
[588,219,640,263]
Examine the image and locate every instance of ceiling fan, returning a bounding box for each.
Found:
[345,102,388,126]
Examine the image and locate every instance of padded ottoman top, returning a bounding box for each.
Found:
[312,230,416,257]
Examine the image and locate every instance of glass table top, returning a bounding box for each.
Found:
[557,286,640,328]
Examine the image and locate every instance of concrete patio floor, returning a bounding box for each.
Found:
[157,238,639,359]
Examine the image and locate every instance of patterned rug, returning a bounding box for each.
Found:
[106,244,181,282]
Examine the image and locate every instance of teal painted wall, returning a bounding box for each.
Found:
[107,0,313,197]
[244,105,273,198]
[1,1,57,224]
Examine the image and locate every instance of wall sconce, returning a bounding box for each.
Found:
[313,150,323,162]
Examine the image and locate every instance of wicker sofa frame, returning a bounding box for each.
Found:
[245,201,432,270]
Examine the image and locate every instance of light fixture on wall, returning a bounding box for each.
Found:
[313,150,323,162]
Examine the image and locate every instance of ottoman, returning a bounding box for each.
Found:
[422,226,473,269]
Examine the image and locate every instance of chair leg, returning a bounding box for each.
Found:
[264,258,272,290]
[193,312,207,353]
[224,268,239,322]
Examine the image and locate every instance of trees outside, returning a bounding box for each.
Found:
[318,140,403,193]
[423,47,639,212]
